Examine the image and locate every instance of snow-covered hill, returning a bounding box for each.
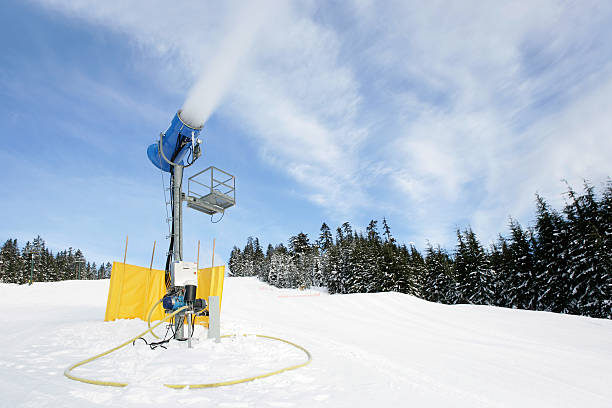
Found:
[1,277,611,407]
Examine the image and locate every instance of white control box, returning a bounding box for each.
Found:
[172,261,198,286]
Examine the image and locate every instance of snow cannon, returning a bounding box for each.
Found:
[143,107,235,346]
[147,110,203,172]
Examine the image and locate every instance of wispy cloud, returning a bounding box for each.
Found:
[347,1,612,244]
[32,0,367,214]
[31,0,612,247]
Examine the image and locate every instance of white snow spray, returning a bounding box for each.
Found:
[180,2,276,128]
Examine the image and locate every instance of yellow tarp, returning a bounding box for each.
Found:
[195,266,225,327]
[104,262,225,328]
[104,262,166,322]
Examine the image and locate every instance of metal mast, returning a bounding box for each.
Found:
[171,164,183,280]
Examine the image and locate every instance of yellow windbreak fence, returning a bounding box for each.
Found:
[104,262,166,322]
[104,262,225,327]
[194,266,225,327]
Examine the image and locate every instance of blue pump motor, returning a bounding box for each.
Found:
[147,110,203,173]
[162,294,186,312]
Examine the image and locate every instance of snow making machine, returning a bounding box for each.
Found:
[147,110,236,347]
[67,111,312,389]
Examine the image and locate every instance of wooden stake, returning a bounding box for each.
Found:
[123,235,129,265]
[145,241,156,313]
[197,240,200,271]
[212,238,216,268]
[117,235,129,313]
[149,240,156,270]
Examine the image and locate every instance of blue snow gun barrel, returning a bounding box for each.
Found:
[147,110,203,173]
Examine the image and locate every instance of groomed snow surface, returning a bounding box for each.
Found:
[1,277,611,407]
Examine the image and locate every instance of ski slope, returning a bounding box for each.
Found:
[1,277,611,407]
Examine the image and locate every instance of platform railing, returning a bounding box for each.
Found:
[185,166,236,215]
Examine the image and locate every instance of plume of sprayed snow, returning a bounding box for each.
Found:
[180,2,276,128]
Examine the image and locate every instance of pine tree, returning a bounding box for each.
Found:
[490,236,510,307]
[253,238,266,280]
[341,222,353,244]
[405,245,425,297]
[563,183,610,317]
[288,233,313,288]
[324,244,342,294]
[228,246,242,276]
[260,244,274,283]
[268,249,299,288]
[345,235,368,293]
[242,237,255,276]
[382,217,394,243]
[455,229,494,304]
[366,220,381,243]
[311,245,324,287]
[328,226,349,294]
[396,246,412,294]
[533,195,570,313]
[364,230,383,293]
[74,249,85,280]
[31,236,43,280]
[507,221,537,309]
[32,236,51,282]
[423,245,455,303]
[289,233,310,256]
[268,251,282,287]
[1,239,22,283]
[22,240,35,284]
[599,180,612,318]
[37,247,51,282]
[379,242,397,292]
[318,223,333,252]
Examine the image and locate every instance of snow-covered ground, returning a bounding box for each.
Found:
[1,277,611,407]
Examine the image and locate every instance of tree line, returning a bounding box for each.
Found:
[229,182,612,319]
[0,235,111,284]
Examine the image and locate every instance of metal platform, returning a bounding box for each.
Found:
[185,166,235,215]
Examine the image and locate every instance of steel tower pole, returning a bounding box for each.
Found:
[171,163,185,340]
[171,164,184,284]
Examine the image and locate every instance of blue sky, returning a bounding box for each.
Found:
[1,0,611,268]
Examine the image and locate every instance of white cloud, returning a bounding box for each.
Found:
[32,0,612,247]
[33,0,367,214]
[353,1,612,245]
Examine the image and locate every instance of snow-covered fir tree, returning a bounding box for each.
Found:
[454,229,494,304]
[532,195,570,313]
[505,221,537,310]
[423,245,456,304]
[233,183,611,320]
[563,183,611,317]
[0,236,108,283]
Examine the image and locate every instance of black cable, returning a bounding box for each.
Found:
[185,147,193,166]
[133,321,173,350]
[164,180,174,288]
[133,306,207,351]
[211,212,225,224]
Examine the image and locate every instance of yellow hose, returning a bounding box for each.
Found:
[166,334,312,389]
[148,299,208,339]
[147,298,164,339]
[65,306,189,387]
[64,308,312,389]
